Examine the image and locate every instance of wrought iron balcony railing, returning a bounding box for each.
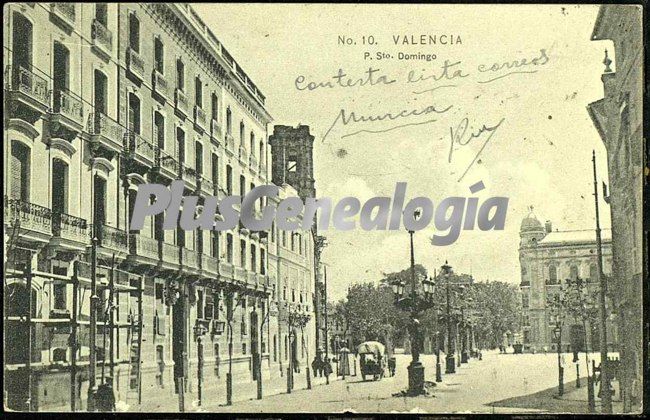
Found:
[194,105,206,130]
[52,212,88,243]
[127,48,145,80]
[50,3,76,28]
[4,197,53,237]
[201,253,219,276]
[154,149,180,177]
[91,19,112,55]
[175,88,189,116]
[129,233,159,261]
[92,224,128,253]
[125,130,156,165]
[181,247,199,270]
[52,89,83,125]
[6,65,50,109]
[152,70,169,98]
[87,112,125,152]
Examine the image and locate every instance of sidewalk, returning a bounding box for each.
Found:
[128,366,342,412]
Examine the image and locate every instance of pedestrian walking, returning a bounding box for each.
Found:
[95,377,116,412]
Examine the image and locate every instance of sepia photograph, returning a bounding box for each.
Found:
[2,2,646,415]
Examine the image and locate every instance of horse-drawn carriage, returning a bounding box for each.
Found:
[357,341,387,381]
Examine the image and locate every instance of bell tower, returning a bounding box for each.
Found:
[268,125,316,200]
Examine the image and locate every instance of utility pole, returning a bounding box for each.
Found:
[592,150,612,413]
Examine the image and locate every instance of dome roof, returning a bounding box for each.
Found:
[520,206,544,232]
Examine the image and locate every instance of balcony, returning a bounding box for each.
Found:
[194,105,206,131]
[50,3,76,30]
[201,254,219,277]
[256,273,268,287]
[259,160,267,177]
[175,89,189,117]
[4,198,53,243]
[210,119,222,144]
[247,271,257,285]
[128,233,159,266]
[152,70,169,100]
[124,131,156,167]
[127,48,145,82]
[6,65,50,117]
[219,261,234,280]
[87,112,126,154]
[181,247,199,272]
[93,224,128,256]
[198,176,213,196]
[225,133,235,155]
[154,149,180,179]
[181,164,197,190]
[91,19,112,59]
[51,212,88,249]
[160,241,180,270]
[234,266,247,282]
[249,154,258,172]
[51,89,84,133]
[238,145,248,165]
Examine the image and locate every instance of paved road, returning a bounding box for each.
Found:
[204,350,604,414]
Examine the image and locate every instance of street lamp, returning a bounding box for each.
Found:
[388,209,436,396]
[552,325,564,396]
[192,322,209,407]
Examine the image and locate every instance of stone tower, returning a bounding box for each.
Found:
[268,125,316,200]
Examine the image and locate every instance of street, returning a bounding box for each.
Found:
[184,350,605,414]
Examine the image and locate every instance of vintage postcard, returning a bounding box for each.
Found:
[2,2,646,415]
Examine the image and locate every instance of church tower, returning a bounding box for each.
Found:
[268,125,316,200]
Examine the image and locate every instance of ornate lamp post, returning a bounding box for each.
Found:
[192,322,209,407]
[389,209,436,396]
[440,262,468,374]
[553,325,564,396]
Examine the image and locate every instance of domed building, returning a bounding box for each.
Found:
[518,207,618,353]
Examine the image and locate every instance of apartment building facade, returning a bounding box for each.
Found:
[3,3,316,411]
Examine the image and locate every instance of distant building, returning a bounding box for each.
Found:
[518,208,617,352]
[587,4,644,412]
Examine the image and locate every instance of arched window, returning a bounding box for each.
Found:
[548,266,557,284]
[570,265,579,280]
[239,121,245,146]
[226,107,232,133]
[250,132,255,156]
[12,12,33,71]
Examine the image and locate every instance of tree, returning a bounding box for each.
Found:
[467,281,521,349]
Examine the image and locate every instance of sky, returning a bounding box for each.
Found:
[193,4,613,300]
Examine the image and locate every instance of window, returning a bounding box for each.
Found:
[197,290,204,319]
[156,345,165,388]
[292,289,295,302]
[260,249,266,275]
[240,240,246,268]
[570,265,579,281]
[195,76,202,107]
[53,42,70,110]
[239,175,245,198]
[226,165,233,195]
[176,127,185,164]
[211,231,219,258]
[12,13,33,71]
[53,283,66,310]
[93,175,107,227]
[195,141,203,175]
[211,93,219,121]
[250,132,255,156]
[128,13,140,53]
[95,4,107,26]
[176,59,185,90]
[226,107,232,133]
[271,222,276,243]
[52,159,69,215]
[211,154,219,186]
[240,121,245,146]
[259,141,264,164]
[522,315,530,327]
[287,156,298,172]
[205,294,214,320]
[226,233,233,263]
[94,70,108,115]
[522,294,529,308]
[154,37,164,74]
[291,232,295,251]
[154,112,165,150]
[282,231,287,247]
[298,235,303,255]
[128,93,141,134]
[250,245,256,273]
[549,266,557,284]
[242,343,247,355]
